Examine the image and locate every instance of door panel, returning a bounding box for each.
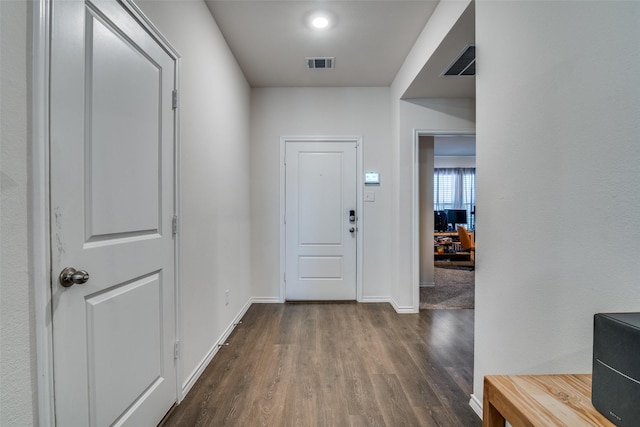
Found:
[298,256,343,279]
[298,152,344,244]
[285,142,357,300]
[86,8,162,238]
[86,272,163,427]
[50,1,177,425]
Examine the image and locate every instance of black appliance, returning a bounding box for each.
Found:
[592,312,640,426]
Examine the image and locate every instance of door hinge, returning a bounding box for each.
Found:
[284,272,286,282]
[172,215,178,236]
[174,341,180,359]
[172,89,178,109]
[283,215,286,224]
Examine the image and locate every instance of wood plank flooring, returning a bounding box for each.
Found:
[162,303,480,426]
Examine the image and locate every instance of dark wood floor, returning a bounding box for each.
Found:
[162,303,480,426]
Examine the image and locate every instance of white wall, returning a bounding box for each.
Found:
[418,137,435,287]
[395,99,476,310]
[135,0,252,393]
[250,87,393,302]
[0,1,37,424]
[434,156,475,168]
[473,0,640,405]
[390,0,475,311]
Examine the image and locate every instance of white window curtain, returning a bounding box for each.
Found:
[434,168,476,229]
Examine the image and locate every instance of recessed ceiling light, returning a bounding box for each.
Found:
[305,11,335,31]
[311,16,329,29]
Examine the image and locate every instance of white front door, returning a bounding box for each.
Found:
[285,141,358,300]
[50,1,177,425]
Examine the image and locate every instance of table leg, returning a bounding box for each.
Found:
[483,378,505,427]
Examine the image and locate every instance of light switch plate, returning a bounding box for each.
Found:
[364,191,375,202]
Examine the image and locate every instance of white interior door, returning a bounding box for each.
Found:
[50,1,177,425]
[285,141,357,300]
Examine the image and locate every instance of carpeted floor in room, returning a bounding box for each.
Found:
[420,266,475,309]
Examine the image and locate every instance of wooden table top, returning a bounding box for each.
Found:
[483,374,615,426]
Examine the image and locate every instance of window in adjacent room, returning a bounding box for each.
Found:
[434,168,476,230]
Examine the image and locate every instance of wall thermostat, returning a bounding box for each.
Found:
[364,171,380,185]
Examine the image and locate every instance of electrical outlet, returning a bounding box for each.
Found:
[225,289,229,306]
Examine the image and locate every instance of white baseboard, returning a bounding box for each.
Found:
[469,394,483,419]
[181,298,252,397]
[389,298,419,314]
[360,296,390,303]
[181,340,219,398]
[251,296,282,303]
[420,282,435,287]
[251,296,402,306]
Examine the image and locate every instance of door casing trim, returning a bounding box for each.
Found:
[32,1,54,424]
[279,136,364,302]
[32,1,183,424]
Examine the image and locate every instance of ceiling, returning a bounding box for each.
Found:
[403,2,475,99]
[204,0,475,98]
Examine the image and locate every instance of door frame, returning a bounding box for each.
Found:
[411,129,475,311]
[279,136,363,302]
[31,1,183,424]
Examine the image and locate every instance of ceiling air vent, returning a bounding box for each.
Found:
[444,45,475,76]
[306,57,334,70]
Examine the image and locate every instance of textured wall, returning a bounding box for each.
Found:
[136,0,252,393]
[474,0,640,404]
[0,0,37,424]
